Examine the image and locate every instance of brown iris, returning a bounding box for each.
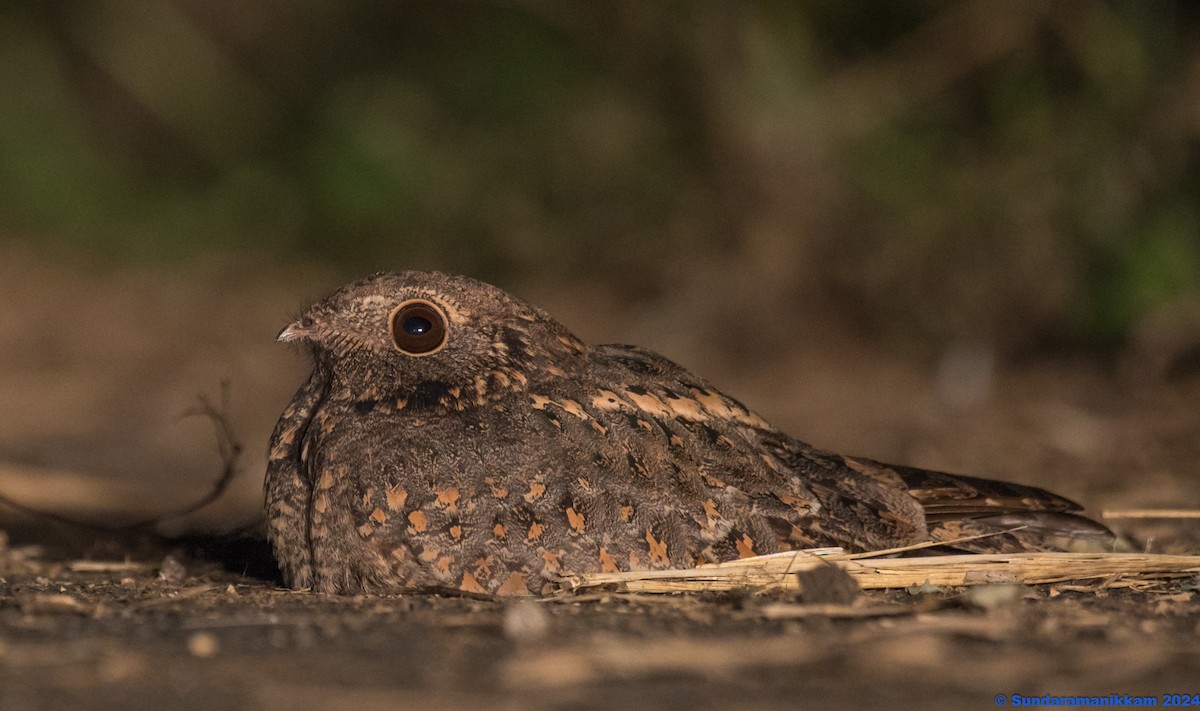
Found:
[389,300,448,355]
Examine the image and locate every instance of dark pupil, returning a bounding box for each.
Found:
[392,302,446,354]
[403,316,432,335]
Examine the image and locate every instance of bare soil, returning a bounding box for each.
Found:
[1,246,1198,710]
[1,543,1197,711]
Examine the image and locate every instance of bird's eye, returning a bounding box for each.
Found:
[389,300,448,355]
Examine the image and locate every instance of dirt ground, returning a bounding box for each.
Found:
[1,245,1198,710]
[1,543,1197,711]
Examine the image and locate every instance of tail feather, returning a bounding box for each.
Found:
[926,511,1133,553]
[887,463,1082,515]
[851,458,1130,553]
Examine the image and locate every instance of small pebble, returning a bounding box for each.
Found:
[795,564,861,605]
[187,631,220,658]
[502,601,551,643]
[906,579,943,596]
[963,584,1024,610]
[158,554,187,583]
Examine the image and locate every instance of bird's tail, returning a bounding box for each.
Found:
[882,463,1133,553]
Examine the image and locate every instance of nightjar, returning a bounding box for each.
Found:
[266,271,1120,596]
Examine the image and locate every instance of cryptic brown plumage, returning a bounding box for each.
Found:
[265,271,1121,596]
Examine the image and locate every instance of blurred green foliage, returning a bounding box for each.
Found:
[1,1,1198,346]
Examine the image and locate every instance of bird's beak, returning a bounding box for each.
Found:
[277,318,318,343]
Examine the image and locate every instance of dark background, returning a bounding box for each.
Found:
[1,0,1197,534]
[1,5,1198,710]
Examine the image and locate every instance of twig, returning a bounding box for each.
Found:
[116,381,245,529]
[67,560,155,573]
[0,382,244,532]
[560,551,1200,595]
[756,603,913,620]
[1102,509,1200,519]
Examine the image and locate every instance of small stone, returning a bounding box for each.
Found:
[906,579,943,596]
[963,584,1024,610]
[187,631,220,658]
[795,563,861,605]
[97,649,145,682]
[502,601,551,643]
[158,554,187,584]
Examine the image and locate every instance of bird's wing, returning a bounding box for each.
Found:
[591,344,1123,554]
[264,362,332,589]
[587,344,929,553]
[838,457,1125,553]
[867,461,1082,517]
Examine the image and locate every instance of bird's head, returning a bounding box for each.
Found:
[279,272,587,405]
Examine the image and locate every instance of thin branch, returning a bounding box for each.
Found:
[560,551,1200,595]
[0,382,244,533]
[1102,509,1200,519]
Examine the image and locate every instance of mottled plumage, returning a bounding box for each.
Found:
[266,271,1120,596]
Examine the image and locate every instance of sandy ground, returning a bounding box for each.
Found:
[1,549,1197,711]
[0,243,1197,710]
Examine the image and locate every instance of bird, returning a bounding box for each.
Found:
[266,271,1122,596]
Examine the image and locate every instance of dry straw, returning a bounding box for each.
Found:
[559,545,1200,594]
